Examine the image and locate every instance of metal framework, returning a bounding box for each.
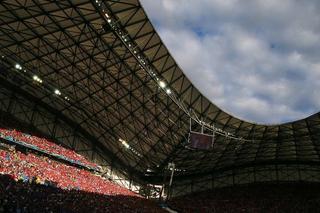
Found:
[0,0,320,194]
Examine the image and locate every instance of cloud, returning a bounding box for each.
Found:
[141,0,320,124]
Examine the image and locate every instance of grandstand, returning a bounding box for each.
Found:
[0,0,320,212]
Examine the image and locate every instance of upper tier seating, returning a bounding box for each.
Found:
[0,128,97,169]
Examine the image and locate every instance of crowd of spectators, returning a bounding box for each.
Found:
[169,183,320,212]
[0,174,164,212]
[0,144,164,212]
[0,128,97,169]
[0,147,120,193]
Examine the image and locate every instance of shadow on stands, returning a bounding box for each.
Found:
[169,182,320,213]
[0,174,165,213]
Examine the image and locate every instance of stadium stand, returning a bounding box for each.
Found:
[1,0,320,212]
[0,174,165,213]
[0,128,98,169]
[169,183,320,212]
[0,130,165,212]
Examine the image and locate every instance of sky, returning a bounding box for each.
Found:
[140,0,320,124]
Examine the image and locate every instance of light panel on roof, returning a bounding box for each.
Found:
[15,63,22,70]
[159,81,166,88]
[54,89,61,95]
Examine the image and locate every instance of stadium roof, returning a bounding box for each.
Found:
[0,0,320,183]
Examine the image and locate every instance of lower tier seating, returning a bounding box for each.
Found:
[0,146,165,212]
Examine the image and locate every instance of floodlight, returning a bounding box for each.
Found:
[159,81,166,88]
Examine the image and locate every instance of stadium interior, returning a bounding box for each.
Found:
[1,0,320,212]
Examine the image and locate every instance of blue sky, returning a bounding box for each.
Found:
[140,0,320,124]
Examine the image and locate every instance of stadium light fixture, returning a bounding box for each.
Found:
[119,139,142,156]
[122,35,128,42]
[54,89,61,96]
[32,75,42,83]
[159,81,166,88]
[15,63,22,70]
[166,89,172,94]
[119,138,130,149]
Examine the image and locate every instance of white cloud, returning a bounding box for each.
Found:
[141,0,320,123]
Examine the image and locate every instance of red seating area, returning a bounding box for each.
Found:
[0,128,97,168]
[0,148,122,193]
[169,183,320,212]
[0,146,165,212]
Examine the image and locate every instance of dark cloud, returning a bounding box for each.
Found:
[141,0,320,123]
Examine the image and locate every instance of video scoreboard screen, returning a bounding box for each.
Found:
[189,132,214,150]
